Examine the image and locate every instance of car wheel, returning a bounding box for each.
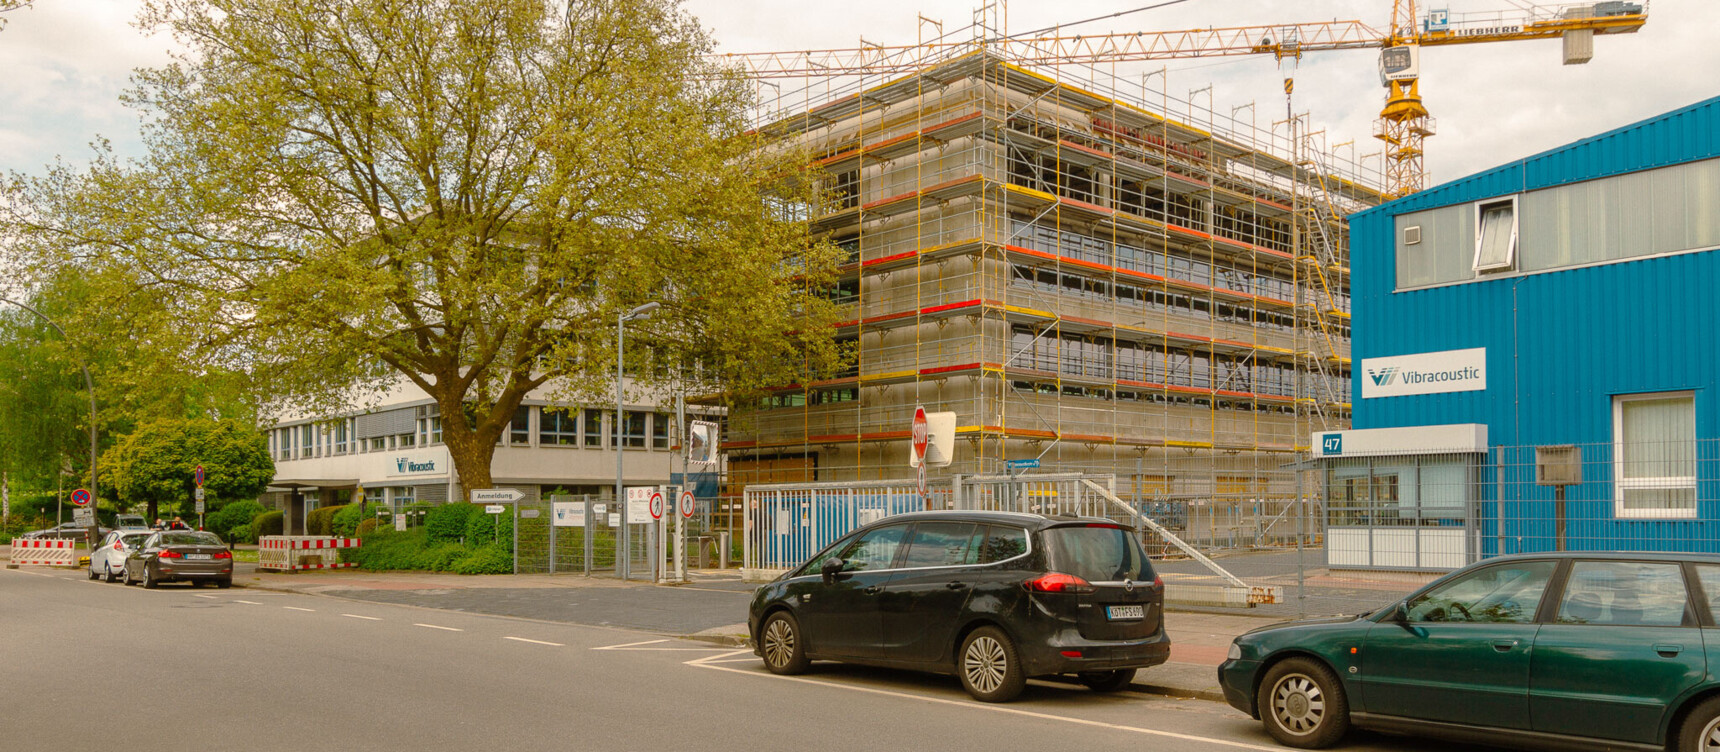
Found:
[759,611,809,675]
[1078,669,1136,692]
[958,626,1026,703]
[105,564,119,583]
[1259,657,1350,749]
[1676,696,1720,752]
[144,565,160,589]
[89,566,100,580]
[216,577,232,589]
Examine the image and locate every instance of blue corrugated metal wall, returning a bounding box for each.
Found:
[1349,95,1720,553]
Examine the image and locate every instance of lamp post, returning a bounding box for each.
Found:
[616,301,659,581]
[0,296,99,550]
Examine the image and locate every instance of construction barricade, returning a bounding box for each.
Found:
[8,538,77,568]
[258,536,361,572]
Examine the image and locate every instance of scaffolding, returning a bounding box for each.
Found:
[716,23,1386,551]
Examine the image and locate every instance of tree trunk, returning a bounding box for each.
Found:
[437,394,504,496]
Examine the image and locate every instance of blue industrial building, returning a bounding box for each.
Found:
[1315,96,1720,568]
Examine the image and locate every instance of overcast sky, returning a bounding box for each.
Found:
[1,0,1714,188]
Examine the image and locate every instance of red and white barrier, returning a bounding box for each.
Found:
[258,536,362,571]
[9,538,77,567]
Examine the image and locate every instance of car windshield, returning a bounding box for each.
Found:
[121,534,151,547]
[1043,525,1153,582]
[159,532,223,547]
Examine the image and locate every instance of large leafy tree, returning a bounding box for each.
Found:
[106,417,273,521]
[3,0,843,490]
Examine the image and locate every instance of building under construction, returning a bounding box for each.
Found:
[719,40,1387,544]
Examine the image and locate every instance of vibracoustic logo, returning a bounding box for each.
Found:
[1386,366,1482,385]
[396,458,436,473]
[1367,366,1399,387]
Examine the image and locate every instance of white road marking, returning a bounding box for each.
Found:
[592,639,669,650]
[341,614,382,621]
[504,636,564,647]
[284,607,316,612]
[415,623,463,632]
[234,600,261,605]
[683,652,1281,752]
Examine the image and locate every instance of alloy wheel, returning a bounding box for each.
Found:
[762,618,796,669]
[1701,716,1720,752]
[962,635,1008,694]
[1270,673,1327,736]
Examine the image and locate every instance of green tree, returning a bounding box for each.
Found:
[0,2,33,32]
[106,417,273,521]
[2,0,843,491]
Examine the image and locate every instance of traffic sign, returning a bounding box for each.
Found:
[648,491,665,520]
[194,465,204,487]
[70,488,91,507]
[195,500,205,514]
[1006,458,1040,470]
[73,507,94,526]
[911,406,929,463]
[484,504,506,514]
[195,487,206,501]
[470,488,524,504]
[678,490,696,519]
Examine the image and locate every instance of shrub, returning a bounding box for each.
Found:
[229,523,256,544]
[450,545,513,574]
[253,510,284,537]
[355,518,379,537]
[464,509,515,550]
[414,541,468,571]
[332,503,365,537]
[424,502,480,544]
[206,499,265,541]
[306,503,350,536]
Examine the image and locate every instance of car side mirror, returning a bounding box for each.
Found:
[821,557,846,585]
[1389,602,1412,627]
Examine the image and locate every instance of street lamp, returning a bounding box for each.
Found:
[0,296,100,550]
[616,301,658,581]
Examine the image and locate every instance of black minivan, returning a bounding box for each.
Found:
[747,510,1170,702]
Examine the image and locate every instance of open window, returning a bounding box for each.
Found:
[1473,196,1519,273]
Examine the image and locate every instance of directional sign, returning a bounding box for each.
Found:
[195,500,206,514]
[648,491,665,520]
[1006,458,1040,470]
[70,488,92,507]
[195,487,206,501]
[678,490,696,519]
[194,465,205,487]
[484,504,506,514]
[73,507,95,526]
[470,488,524,504]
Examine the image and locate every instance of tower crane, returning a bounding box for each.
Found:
[710,1,1647,198]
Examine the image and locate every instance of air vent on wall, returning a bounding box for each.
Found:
[1404,225,1422,245]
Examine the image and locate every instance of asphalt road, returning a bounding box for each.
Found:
[3,567,1499,752]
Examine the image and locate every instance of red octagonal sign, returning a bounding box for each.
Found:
[911,406,929,459]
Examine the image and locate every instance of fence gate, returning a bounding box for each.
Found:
[743,479,938,578]
[513,497,552,574]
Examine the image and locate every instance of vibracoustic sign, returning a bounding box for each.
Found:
[1359,347,1486,399]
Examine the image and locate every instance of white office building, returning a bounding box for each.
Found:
[262,381,703,534]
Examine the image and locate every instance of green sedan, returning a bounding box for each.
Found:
[1219,552,1720,751]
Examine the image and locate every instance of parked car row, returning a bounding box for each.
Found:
[85,529,233,588]
[750,511,1720,752]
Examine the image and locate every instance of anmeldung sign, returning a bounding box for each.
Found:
[470,488,524,504]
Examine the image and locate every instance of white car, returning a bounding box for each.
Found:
[88,530,153,582]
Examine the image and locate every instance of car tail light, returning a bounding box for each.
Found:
[214,550,233,559]
[158,550,183,559]
[1153,575,1163,589]
[113,542,124,550]
[1024,572,1094,594]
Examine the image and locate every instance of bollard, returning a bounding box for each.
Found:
[718,531,730,569]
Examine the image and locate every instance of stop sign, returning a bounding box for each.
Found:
[911,406,929,461]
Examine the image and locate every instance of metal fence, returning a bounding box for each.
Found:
[742,479,941,576]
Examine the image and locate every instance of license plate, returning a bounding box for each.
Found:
[1106,605,1144,620]
[186,553,211,560]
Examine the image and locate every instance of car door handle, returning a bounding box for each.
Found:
[864,586,883,595]
[1492,639,1519,652]
[1654,644,1684,657]
[945,582,967,590]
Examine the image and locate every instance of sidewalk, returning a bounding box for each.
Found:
[226,562,1276,701]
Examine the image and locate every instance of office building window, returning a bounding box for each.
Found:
[300,425,316,459]
[510,406,532,446]
[612,410,647,448]
[416,405,442,446]
[653,413,672,449]
[1614,392,1696,519]
[540,408,578,446]
[1473,197,1518,272]
[584,408,604,448]
[333,420,349,455]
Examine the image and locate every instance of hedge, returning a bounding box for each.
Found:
[332,503,364,537]
[206,499,264,542]
[424,502,481,544]
[307,503,350,536]
[253,510,284,537]
[464,508,514,550]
